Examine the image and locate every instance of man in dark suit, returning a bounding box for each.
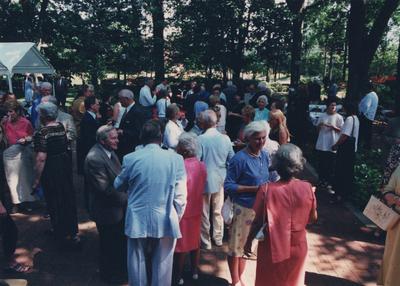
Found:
[55,75,68,107]
[117,89,145,160]
[77,96,100,174]
[84,125,127,284]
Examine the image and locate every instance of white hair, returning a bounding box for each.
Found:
[199,110,217,128]
[41,82,52,89]
[178,132,199,157]
[227,80,233,87]
[243,120,267,139]
[37,102,58,120]
[257,95,269,105]
[272,143,305,179]
[96,125,116,142]
[257,82,268,91]
[259,120,271,137]
[118,89,134,99]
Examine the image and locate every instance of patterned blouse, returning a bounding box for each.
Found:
[34,123,68,156]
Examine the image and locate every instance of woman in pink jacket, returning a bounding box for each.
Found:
[245,144,317,286]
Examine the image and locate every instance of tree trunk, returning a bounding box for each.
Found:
[347,0,400,101]
[323,47,328,77]
[342,37,348,82]
[347,0,367,101]
[328,49,334,81]
[290,14,303,87]
[151,0,165,82]
[222,64,228,82]
[38,0,50,41]
[396,34,400,115]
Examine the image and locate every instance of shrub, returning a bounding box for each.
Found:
[351,149,383,210]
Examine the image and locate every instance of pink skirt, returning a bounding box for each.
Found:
[256,234,307,286]
[175,215,201,253]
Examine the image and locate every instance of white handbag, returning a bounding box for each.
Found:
[222,197,234,225]
[363,195,400,231]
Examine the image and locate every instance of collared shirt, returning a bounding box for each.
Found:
[114,144,187,239]
[100,144,112,159]
[225,149,277,208]
[139,85,156,107]
[198,128,234,194]
[359,91,379,121]
[87,110,96,120]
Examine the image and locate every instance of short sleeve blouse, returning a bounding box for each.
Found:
[34,123,68,155]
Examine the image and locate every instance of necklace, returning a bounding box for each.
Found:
[246,147,263,167]
[246,147,261,157]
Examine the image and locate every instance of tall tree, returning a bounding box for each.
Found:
[286,0,306,87]
[149,0,165,81]
[347,0,400,100]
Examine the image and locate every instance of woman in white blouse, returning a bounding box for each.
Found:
[331,102,360,202]
[315,99,344,189]
[163,103,184,149]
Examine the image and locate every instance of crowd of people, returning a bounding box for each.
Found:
[0,76,398,286]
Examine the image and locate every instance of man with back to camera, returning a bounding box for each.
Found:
[358,82,379,149]
[114,120,187,286]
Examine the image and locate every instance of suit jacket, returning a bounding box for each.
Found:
[84,143,127,225]
[55,78,68,102]
[117,104,145,158]
[78,112,100,173]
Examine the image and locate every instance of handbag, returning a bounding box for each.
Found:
[338,116,356,154]
[222,196,234,225]
[363,195,400,230]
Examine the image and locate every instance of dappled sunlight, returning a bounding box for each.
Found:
[306,232,383,284]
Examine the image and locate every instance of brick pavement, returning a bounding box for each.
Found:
[0,182,385,286]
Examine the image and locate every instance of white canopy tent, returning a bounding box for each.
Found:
[0,42,55,92]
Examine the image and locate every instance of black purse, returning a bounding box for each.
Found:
[338,116,356,154]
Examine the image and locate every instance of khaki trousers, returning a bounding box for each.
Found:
[200,188,224,248]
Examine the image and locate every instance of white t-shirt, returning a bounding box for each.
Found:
[339,115,360,152]
[315,113,344,152]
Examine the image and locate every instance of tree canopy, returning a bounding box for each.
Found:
[1,0,399,99]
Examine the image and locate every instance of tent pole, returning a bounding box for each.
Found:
[8,73,13,93]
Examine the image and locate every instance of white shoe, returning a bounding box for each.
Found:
[192,273,199,280]
[178,278,184,285]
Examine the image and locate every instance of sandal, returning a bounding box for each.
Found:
[242,252,257,261]
[4,263,33,274]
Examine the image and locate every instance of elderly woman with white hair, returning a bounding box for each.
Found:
[224,120,278,286]
[173,132,207,285]
[244,144,317,286]
[254,95,270,121]
[33,102,79,249]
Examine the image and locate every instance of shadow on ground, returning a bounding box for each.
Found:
[305,272,362,286]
